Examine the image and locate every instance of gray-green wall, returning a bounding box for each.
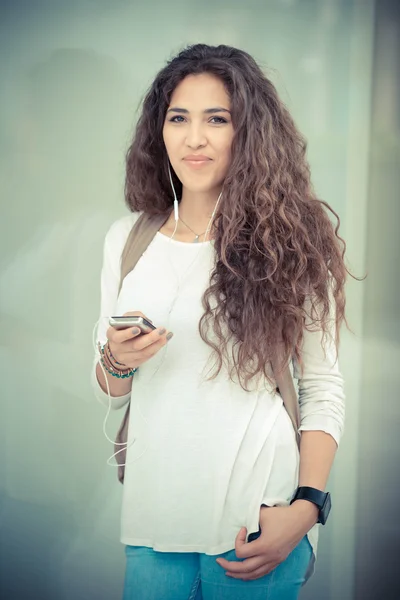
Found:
[0,1,398,599]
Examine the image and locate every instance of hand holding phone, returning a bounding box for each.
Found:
[109,315,156,334]
[105,311,173,370]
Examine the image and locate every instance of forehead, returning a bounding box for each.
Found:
[169,73,230,109]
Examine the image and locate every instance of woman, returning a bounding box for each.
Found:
[92,44,350,600]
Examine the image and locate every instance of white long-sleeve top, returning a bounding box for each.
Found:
[91,212,345,563]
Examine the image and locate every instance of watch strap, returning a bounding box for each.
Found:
[291,486,327,508]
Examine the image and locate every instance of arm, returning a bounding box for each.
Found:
[94,361,133,404]
[291,291,345,523]
[91,221,133,410]
[217,293,346,577]
[291,431,338,523]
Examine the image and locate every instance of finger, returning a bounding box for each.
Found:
[235,527,247,550]
[236,540,264,559]
[134,335,167,360]
[233,527,251,560]
[226,563,275,580]
[118,334,167,367]
[231,528,263,560]
[216,555,262,574]
[107,325,143,344]
[126,327,169,351]
[216,541,257,569]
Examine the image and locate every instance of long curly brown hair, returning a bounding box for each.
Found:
[125,43,359,390]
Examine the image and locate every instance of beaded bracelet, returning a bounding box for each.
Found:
[98,342,137,379]
[102,342,125,370]
[101,342,137,376]
[100,348,137,379]
[107,343,126,367]
[100,356,136,379]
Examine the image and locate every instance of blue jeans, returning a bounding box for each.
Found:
[122,535,312,600]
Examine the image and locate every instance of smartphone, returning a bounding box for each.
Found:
[109,316,156,334]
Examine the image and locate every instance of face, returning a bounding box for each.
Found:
[163,73,234,195]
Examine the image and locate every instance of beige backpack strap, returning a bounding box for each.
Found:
[271,356,301,448]
[115,209,171,484]
[118,210,171,295]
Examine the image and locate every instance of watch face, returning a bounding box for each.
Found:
[320,493,332,525]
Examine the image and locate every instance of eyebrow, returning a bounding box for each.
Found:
[167,107,231,115]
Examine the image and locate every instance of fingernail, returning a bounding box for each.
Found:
[166,332,174,341]
[158,328,167,336]
[132,327,140,335]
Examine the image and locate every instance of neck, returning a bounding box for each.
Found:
[179,188,221,223]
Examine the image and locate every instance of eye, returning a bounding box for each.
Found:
[169,115,186,123]
[209,116,228,124]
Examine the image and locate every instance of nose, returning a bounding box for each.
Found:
[185,122,207,149]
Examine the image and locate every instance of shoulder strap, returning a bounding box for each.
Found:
[271,355,301,447]
[115,209,171,485]
[118,211,171,295]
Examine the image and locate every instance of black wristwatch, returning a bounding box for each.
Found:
[290,486,332,525]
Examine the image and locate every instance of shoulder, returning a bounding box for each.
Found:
[104,211,143,254]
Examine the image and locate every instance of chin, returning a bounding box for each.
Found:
[180,178,222,195]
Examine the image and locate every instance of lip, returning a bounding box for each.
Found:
[183,155,212,169]
[183,155,212,161]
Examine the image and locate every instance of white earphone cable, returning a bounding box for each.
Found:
[92,319,148,467]
[93,163,222,470]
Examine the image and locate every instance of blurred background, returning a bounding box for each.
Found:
[0,0,398,598]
